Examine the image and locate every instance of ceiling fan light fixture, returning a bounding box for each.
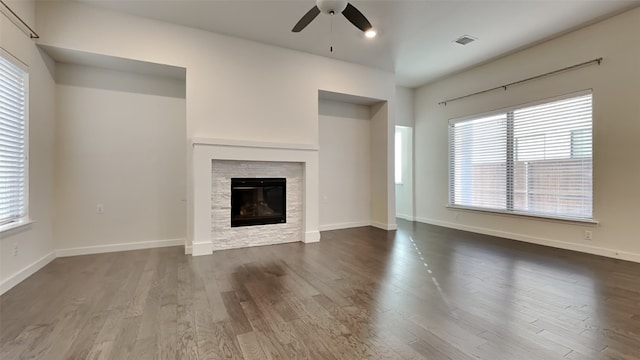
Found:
[364,29,377,38]
[292,0,373,35]
[317,0,348,14]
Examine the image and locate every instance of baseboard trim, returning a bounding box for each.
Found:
[415,217,640,263]
[371,221,398,231]
[319,221,370,231]
[192,241,213,256]
[0,251,56,295]
[184,244,193,255]
[319,221,400,232]
[56,238,185,258]
[396,214,415,221]
[304,230,321,243]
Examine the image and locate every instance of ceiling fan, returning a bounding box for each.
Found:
[292,0,375,36]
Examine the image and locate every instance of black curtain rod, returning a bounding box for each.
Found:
[438,57,603,106]
[0,0,40,39]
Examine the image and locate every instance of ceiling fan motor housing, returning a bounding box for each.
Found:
[317,0,348,14]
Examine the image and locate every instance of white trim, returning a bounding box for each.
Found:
[24,62,30,227]
[446,205,599,225]
[0,251,56,295]
[191,137,318,151]
[0,218,34,234]
[56,238,185,257]
[192,241,213,256]
[319,221,370,231]
[396,214,415,221]
[304,230,321,243]
[371,221,398,231]
[415,217,640,263]
[0,47,28,71]
[184,244,193,255]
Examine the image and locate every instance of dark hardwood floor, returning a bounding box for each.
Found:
[1,220,639,359]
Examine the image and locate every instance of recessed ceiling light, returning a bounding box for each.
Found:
[454,35,477,45]
[365,29,377,38]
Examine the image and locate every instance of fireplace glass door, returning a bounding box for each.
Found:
[230,178,286,227]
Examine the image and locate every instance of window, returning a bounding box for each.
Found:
[0,49,28,227]
[449,91,592,221]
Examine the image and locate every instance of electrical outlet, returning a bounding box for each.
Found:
[12,243,18,256]
[584,230,593,241]
[96,204,104,214]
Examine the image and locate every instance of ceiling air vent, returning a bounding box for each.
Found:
[454,35,477,45]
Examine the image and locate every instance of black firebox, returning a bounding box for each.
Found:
[230,178,286,227]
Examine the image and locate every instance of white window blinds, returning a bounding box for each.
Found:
[449,92,593,221]
[0,50,28,226]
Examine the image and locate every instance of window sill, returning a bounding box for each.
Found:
[0,218,35,234]
[446,205,599,226]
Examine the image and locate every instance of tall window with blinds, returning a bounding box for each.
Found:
[449,91,593,221]
[0,50,28,226]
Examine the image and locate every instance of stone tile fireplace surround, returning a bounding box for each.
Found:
[212,160,302,250]
[191,138,320,256]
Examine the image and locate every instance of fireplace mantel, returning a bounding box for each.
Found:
[190,138,320,256]
[192,138,319,151]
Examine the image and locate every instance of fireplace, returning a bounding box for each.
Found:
[231,178,286,227]
[191,140,318,255]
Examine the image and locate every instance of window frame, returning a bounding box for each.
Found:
[447,90,596,224]
[0,47,30,232]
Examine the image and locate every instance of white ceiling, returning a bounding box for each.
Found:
[77,0,640,88]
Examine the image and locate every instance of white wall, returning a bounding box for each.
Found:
[395,86,415,220]
[414,7,640,261]
[35,1,396,144]
[35,0,398,246]
[370,102,396,230]
[0,1,57,293]
[396,86,415,128]
[318,99,371,230]
[54,63,186,254]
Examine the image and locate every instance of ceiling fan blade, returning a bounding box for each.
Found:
[292,6,321,32]
[341,3,372,32]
